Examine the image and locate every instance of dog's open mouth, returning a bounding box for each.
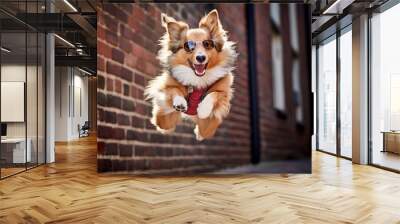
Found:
[189,60,208,77]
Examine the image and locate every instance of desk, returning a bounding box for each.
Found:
[382,131,400,154]
[1,138,31,163]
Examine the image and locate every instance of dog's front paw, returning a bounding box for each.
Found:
[173,95,187,112]
[197,95,214,119]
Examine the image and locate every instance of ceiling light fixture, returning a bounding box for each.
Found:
[63,0,78,12]
[78,67,93,76]
[322,0,342,14]
[1,47,11,53]
[54,34,75,48]
[76,48,84,55]
[322,0,354,15]
[323,0,342,14]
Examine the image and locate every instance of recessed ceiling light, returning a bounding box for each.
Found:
[63,0,78,12]
[54,34,75,48]
[1,47,11,53]
[78,67,93,76]
[322,0,354,15]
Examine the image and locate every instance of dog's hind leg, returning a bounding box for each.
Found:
[151,106,181,133]
[195,116,222,141]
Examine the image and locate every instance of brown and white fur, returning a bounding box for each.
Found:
[145,10,237,141]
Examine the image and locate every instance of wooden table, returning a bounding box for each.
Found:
[1,138,31,164]
[381,131,400,154]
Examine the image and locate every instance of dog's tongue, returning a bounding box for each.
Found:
[194,64,206,76]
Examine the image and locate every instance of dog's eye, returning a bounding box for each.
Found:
[184,41,196,52]
[203,40,215,50]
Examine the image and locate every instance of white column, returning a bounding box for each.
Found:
[352,14,369,164]
[46,32,55,163]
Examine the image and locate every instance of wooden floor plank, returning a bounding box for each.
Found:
[0,135,400,223]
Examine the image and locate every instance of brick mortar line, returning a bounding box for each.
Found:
[101,72,145,93]
[99,165,233,175]
[97,137,249,149]
[104,58,154,86]
[96,134,195,145]
[100,64,149,92]
[96,120,197,137]
[99,40,160,82]
[97,109,251,136]
[98,133,248,145]
[97,154,249,160]
[98,86,150,106]
[97,105,150,120]
[98,140,249,150]
[98,104,253,136]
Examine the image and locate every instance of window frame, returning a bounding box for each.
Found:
[315,23,353,160]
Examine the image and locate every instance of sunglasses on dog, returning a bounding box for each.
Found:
[183,40,215,52]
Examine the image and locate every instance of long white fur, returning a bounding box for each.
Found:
[170,65,229,89]
[172,95,187,110]
[169,41,237,89]
[197,94,215,119]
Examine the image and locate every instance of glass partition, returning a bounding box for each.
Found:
[0,1,46,179]
[339,28,352,158]
[27,31,38,169]
[317,36,337,154]
[370,3,400,171]
[1,31,27,177]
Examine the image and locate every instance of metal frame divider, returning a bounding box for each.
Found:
[336,23,341,158]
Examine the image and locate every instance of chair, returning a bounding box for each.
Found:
[79,121,90,138]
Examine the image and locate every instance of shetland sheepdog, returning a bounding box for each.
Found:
[145,9,237,141]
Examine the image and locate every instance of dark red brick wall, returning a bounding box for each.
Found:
[97,3,311,174]
[255,4,312,161]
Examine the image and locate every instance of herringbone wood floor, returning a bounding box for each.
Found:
[1,136,400,224]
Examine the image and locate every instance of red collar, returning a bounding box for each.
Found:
[184,87,207,115]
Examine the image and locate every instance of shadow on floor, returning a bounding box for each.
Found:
[214,159,311,174]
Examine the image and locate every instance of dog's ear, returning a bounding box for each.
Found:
[199,9,226,52]
[161,13,188,52]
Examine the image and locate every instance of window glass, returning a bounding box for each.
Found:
[271,32,286,112]
[340,29,352,158]
[0,1,46,178]
[317,36,337,154]
[1,31,28,177]
[371,3,400,171]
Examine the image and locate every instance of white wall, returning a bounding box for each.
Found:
[1,63,46,164]
[54,67,89,141]
[72,73,89,138]
[55,66,69,141]
[1,64,37,138]
[1,65,25,139]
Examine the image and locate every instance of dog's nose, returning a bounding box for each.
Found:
[196,55,206,63]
